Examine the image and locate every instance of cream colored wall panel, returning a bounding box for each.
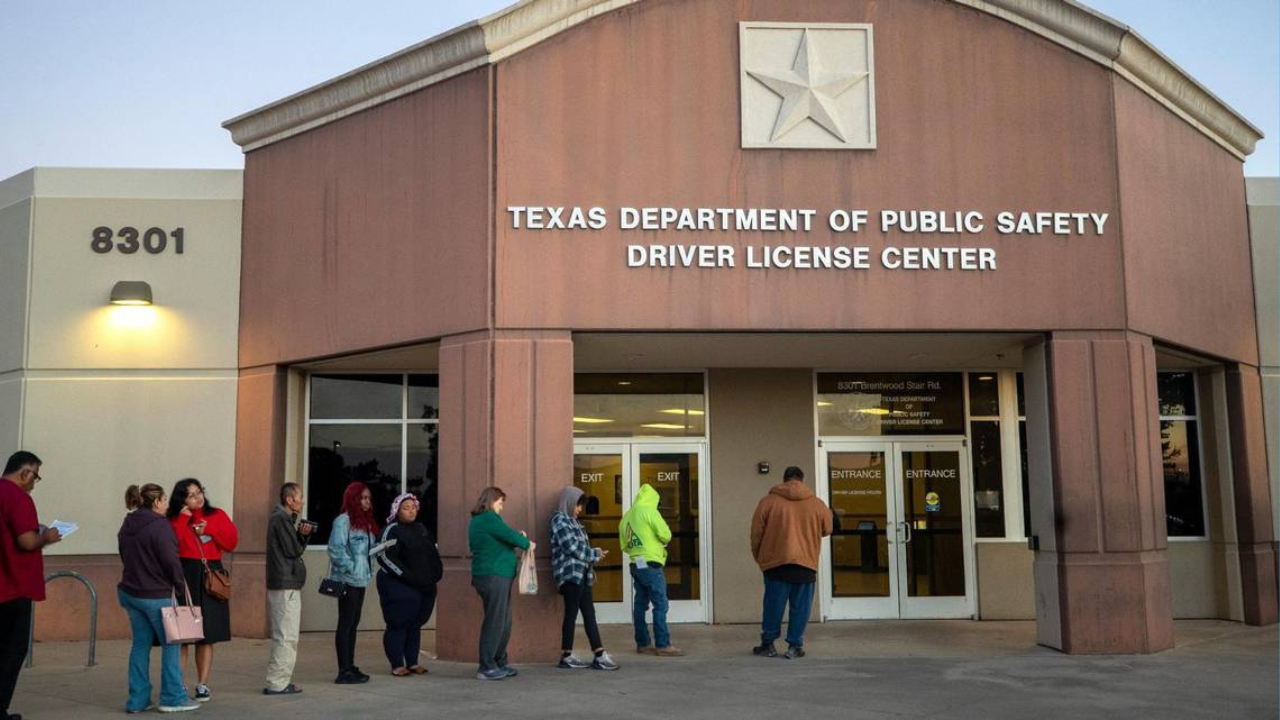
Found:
[22,376,237,555]
[0,200,32,373]
[708,368,816,624]
[31,168,242,202]
[1264,373,1279,533]
[1169,541,1218,618]
[1247,179,1278,369]
[27,197,241,370]
[0,378,23,455]
[975,542,1035,620]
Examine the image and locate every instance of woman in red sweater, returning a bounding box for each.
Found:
[166,478,239,704]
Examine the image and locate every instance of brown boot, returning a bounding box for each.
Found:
[655,646,684,657]
[636,646,656,655]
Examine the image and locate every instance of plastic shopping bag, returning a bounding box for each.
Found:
[518,549,538,595]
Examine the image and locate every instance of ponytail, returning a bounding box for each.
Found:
[126,483,166,511]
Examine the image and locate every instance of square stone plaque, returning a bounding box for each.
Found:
[740,22,876,150]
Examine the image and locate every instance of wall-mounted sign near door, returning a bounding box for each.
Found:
[816,372,964,436]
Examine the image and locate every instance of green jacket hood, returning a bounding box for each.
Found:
[634,484,661,508]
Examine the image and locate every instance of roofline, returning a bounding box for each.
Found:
[221,0,1263,159]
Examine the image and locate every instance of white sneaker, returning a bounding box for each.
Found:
[158,701,201,713]
[592,651,620,671]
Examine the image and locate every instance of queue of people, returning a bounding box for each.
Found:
[0,447,834,717]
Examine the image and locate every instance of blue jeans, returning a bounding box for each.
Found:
[117,589,186,710]
[761,577,815,648]
[630,565,670,649]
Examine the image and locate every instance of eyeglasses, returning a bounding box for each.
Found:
[26,468,41,484]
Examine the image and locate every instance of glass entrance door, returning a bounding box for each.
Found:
[822,441,974,619]
[573,442,708,624]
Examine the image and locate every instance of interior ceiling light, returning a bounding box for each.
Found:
[617,381,633,386]
[817,401,834,407]
[857,408,891,415]
[659,409,705,416]
[640,423,687,430]
[110,280,153,306]
[977,375,995,382]
[573,417,614,424]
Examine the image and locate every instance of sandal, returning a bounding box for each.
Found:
[408,665,429,675]
[391,667,412,677]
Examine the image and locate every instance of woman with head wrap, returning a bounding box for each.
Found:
[550,486,618,671]
[375,493,443,676]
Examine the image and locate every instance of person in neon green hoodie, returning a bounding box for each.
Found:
[618,484,683,656]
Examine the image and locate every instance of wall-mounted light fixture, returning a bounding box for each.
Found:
[110,281,153,306]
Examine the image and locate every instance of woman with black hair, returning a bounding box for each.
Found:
[167,478,239,703]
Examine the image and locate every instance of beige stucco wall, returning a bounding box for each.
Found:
[708,368,817,624]
[1168,541,1218,618]
[1246,178,1278,531]
[0,168,243,558]
[975,541,1034,619]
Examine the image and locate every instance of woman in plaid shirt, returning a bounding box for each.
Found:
[550,486,619,671]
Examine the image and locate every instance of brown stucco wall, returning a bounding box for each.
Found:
[1113,78,1259,365]
[238,68,492,368]
[492,0,1125,332]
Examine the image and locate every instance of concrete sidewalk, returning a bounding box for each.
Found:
[11,620,1278,720]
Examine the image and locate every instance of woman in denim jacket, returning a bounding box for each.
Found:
[327,482,379,684]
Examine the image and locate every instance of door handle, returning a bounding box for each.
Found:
[903,521,913,544]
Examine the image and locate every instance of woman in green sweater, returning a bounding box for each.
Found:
[468,487,534,681]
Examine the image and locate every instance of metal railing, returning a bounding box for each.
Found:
[25,570,98,668]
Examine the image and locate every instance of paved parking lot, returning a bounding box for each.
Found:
[12,619,1278,720]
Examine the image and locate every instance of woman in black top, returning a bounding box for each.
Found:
[375,493,443,676]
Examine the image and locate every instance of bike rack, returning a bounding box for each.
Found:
[25,570,98,668]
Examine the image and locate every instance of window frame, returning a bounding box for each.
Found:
[302,372,440,550]
[1158,372,1209,542]
[966,371,1028,543]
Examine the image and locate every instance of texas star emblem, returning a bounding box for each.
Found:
[740,23,876,149]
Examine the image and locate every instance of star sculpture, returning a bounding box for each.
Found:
[746,29,869,143]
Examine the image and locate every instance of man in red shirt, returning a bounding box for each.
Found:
[0,451,61,720]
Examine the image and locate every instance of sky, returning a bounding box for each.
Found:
[1,0,1276,180]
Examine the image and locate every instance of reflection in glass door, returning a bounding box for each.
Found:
[573,443,708,624]
[822,441,974,620]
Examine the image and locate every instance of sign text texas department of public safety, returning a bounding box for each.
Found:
[506,205,1110,271]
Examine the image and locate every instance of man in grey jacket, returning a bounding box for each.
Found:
[264,483,311,695]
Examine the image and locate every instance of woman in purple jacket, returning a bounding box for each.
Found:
[118,484,198,714]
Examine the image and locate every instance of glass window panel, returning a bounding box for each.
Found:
[406,424,439,538]
[1158,373,1197,417]
[970,421,1005,537]
[574,374,705,438]
[408,374,440,420]
[573,454,625,603]
[901,450,966,597]
[1162,420,1205,537]
[310,374,403,420]
[828,452,890,597]
[817,373,965,436]
[638,453,699,601]
[968,373,1000,417]
[1020,420,1031,538]
[306,424,402,544]
[1016,373,1026,418]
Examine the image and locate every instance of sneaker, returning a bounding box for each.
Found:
[193,685,211,703]
[591,651,619,671]
[557,654,591,669]
[475,668,507,681]
[350,667,371,683]
[334,670,363,684]
[157,702,200,713]
[752,642,778,658]
[655,645,684,657]
[636,645,656,655]
[500,665,518,677]
[126,705,156,714]
[784,645,806,659]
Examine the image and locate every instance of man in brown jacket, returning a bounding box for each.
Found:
[749,466,832,659]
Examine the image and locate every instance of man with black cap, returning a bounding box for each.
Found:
[749,466,831,660]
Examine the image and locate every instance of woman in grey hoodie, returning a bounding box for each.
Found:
[549,486,618,671]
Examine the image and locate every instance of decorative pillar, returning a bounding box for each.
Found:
[1025,331,1174,654]
[436,330,573,663]
[1224,363,1279,626]
[230,364,289,639]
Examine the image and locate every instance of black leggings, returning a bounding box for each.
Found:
[335,586,366,672]
[559,581,603,652]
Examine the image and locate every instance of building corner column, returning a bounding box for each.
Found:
[1224,363,1279,626]
[436,330,573,664]
[231,364,289,640]
[1025,331,1174,654]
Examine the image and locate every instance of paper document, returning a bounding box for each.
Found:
[49,520,79,537]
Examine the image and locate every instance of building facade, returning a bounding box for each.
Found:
[6,0,1276,657]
